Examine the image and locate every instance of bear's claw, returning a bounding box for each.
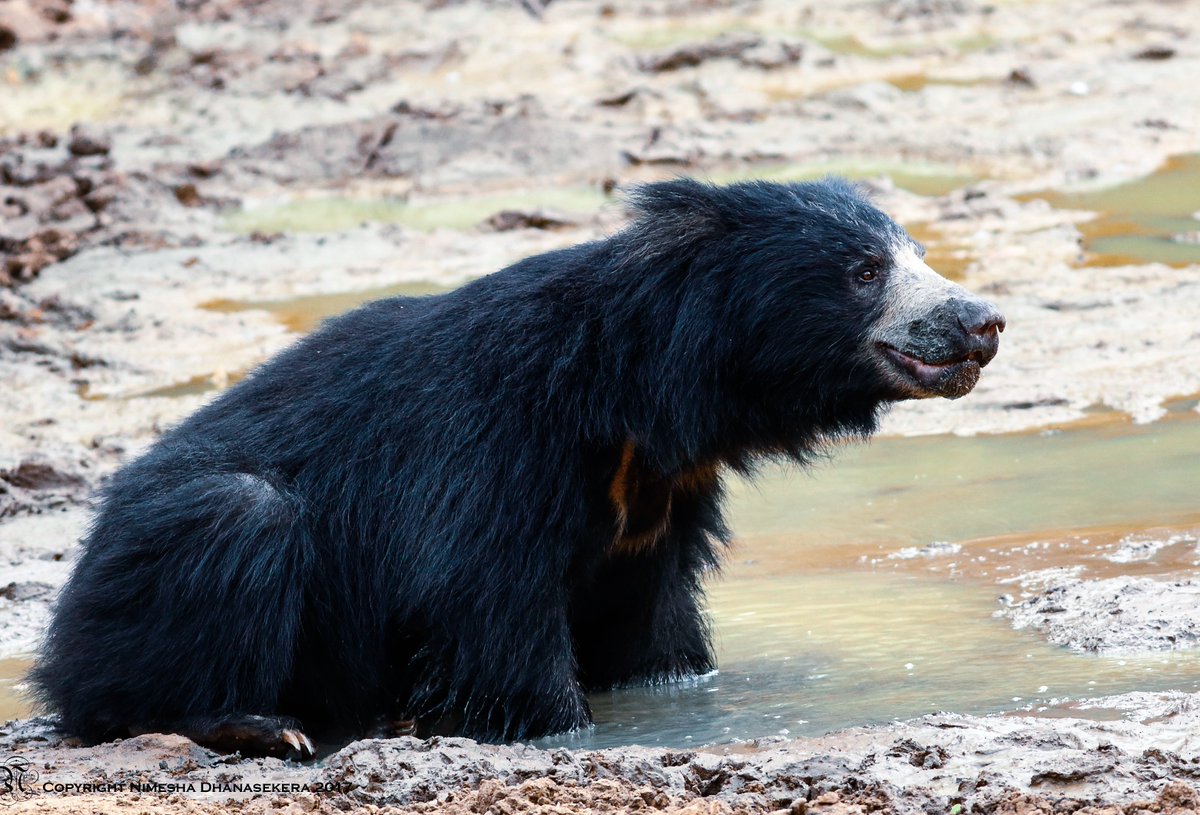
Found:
[174,714,316,759]
[282,728,315,756]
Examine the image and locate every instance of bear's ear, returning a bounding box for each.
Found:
[813,174,877,203]
[624,179,737,228]
[617,179,734,262]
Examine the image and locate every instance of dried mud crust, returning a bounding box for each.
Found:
[1000,572,1200,655]
[5,692,1200,814]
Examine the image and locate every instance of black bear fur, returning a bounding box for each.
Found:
[33,178,923,749]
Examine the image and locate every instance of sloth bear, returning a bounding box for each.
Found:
[33,179,1003,756]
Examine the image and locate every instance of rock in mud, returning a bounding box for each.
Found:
[637,33,763,73]
[0,453,92,520]
[1133,45,1176,61]
[65,125,111,158]
[483,209,578,232]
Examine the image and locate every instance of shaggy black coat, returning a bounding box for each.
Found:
[33,178,910,747]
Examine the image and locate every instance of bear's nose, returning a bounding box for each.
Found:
[954,298,1004,366]
[957,301,1006,337]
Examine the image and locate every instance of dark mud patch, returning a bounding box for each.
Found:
[0,454,91,519]
[0,130,210,287]
[0,132,116,286]
[483,208,579,232]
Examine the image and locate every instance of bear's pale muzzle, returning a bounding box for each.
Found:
[871,244,1005,400]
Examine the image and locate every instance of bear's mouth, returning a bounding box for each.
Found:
[876,343,985,400]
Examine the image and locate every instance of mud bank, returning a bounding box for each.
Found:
[999,532,1200,655]
[4,689,1200,813]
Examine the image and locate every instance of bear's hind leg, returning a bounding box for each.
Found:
[31,471,316,748]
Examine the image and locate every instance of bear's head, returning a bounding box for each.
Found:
[620,178,1004,417]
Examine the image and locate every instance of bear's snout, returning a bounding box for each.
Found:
[952,297,1005,368]
[871,244,1005,401]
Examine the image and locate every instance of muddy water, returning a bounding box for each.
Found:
[1028,153,1200,267]
[568,571,1200,750]
[724,402,1200,567]
[537,408,1200,750]
[203,281,453,334]
[0,659,31,722]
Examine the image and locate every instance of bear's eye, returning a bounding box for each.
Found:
[859,269,877,282]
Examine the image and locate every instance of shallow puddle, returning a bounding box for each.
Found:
[713,160,983,198]
[0,658,31,722]
[223,188,606,235]
[202,280,453,335]
[555,572,1200,750]
[886,73,991,93]
[1025,153,1200,267]
[538,408,1200,750]
[138,371,247,399]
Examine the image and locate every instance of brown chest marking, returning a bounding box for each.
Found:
[608,441,718,557]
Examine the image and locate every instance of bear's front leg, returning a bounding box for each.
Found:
[410,587,592,742]
[460,666,592,742]
[572,516,718,691]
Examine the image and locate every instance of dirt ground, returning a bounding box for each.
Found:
[7,689,1200,813]
[3,0,1200,811]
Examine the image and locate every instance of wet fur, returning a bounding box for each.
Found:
[33,179,912,746]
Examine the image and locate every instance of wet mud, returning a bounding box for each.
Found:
[6,691,1200,813]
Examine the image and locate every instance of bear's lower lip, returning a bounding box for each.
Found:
[877,344,983,399]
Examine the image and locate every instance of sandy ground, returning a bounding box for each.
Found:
[3,0,1200,811]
